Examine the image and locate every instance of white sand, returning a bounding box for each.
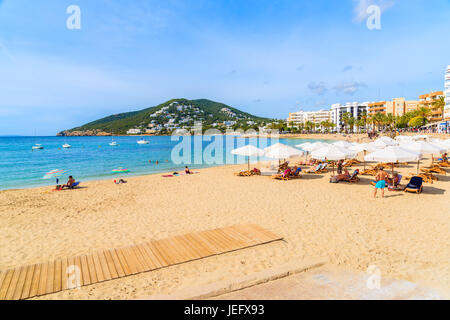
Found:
[0,154,449,299]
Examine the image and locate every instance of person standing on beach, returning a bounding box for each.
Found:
[373,167,388,198]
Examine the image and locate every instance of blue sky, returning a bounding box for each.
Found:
[0,0,449,135]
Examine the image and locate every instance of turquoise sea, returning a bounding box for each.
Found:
[0,136,329,190]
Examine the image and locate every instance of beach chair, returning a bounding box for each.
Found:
[437,161,450,168]
[306,163,323,174]
[235,171,252,177]
[360,168,377,176]
[70,181,80,189]
[319,163,328,173]
[421,166,446,175]
[388,175,403,191]
[404,176,423,194]
[340,170,360,183]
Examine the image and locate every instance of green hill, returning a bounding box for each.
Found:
[61,98,271,135]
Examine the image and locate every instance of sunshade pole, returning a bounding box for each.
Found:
[363,150,366,171]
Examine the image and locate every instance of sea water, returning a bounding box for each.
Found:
[0,136,329,190]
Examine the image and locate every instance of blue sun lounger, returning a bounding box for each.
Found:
[404,177,423,194]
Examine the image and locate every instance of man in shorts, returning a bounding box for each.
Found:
[374,167,388,198]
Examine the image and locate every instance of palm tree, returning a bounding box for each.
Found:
[432,96,446,120]
[415,107,432,126]
[341,112,352,133]
[348,116,355,133]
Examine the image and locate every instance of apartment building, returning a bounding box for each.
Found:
[287,109,331,126]
[330,102,369,132]
[444,65,450,120]
[368,98,420,117]
[418,91,444,122]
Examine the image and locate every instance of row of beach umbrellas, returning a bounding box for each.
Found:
[231,136,449,174]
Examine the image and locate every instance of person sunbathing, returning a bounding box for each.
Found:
[335,169,351,181]
[61,176,75,189]
[291,166,302,176]
[274,168,292,179]
[388,172,401,187]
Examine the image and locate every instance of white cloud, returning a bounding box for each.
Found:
[308,82,328,95]
[353,0,396,23]
[334,81,367,95]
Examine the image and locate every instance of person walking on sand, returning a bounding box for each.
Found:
[373,167,388,198]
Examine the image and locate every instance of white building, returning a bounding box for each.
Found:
[287,109,331,126]
[444,65,450,120]
[126,128,141,135]
[330,102,369,132]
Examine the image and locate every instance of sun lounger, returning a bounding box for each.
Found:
[421,166,446,175]
[437,161,450,167]
[306,163,323,174]
[388,175,403,191]
[339,170,360,183]
[405,172,436,184]
[235,171,252,177]
[404,176,423,194]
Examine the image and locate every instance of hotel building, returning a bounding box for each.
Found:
[445,65,450,120]
[330,102,369,132]
[287,109,331,126]
[418,91,444,122]
[368,98,420,117]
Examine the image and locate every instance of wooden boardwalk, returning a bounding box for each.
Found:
[0,224,282,300]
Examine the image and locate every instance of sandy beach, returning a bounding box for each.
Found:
[0,146,449,300]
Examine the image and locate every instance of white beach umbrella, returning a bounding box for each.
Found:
[264,143,304,161]
[232,145,265,171]
[374,137,398,147]
[349,143,375,170]
[311,145,356,175]
[401,141,447,170]
[364,146,422,176]
[302,141,329,152]
[264,142,286,153]
[395,135,412,141]
[401,141,446,155]
[332,141,353,148]
[412,135,429,141]
[295,142,312,150]
[430,139,450,151]
[311,145,356,161]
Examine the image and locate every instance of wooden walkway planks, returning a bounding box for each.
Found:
[0,224,282,300]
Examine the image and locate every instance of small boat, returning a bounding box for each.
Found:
[62,143,71,148]
[32,129,43,150]
[137,139,149,145]
[109,132,119,146]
